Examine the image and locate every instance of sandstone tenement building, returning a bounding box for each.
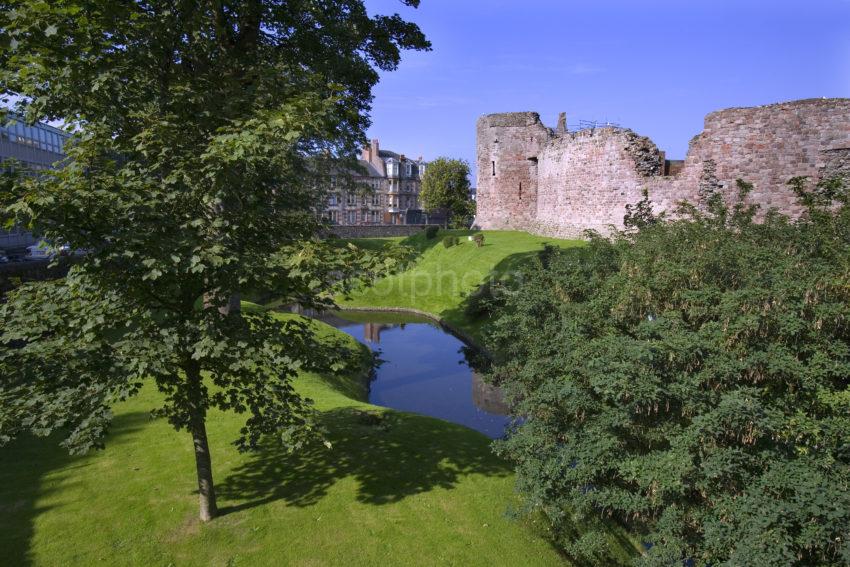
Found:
[475,98,850,238]
[322,139,430,226]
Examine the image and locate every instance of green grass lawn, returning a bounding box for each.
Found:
[339,230,584,339]
[0,314,565,567]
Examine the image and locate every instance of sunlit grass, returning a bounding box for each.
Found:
[0,314,565,566]
[340,230,584,339]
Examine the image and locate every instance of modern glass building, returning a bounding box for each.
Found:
[0,112,70,252]
[0,113,68,167]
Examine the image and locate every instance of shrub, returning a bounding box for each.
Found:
[464,279,504,319]
[424,225,439,239]
[485,180,850,566]
[472,233,485,247]
[442,235,458,248]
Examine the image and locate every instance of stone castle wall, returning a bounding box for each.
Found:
[476,98,850,238]
[475,112,550,230]
[325,224,430,238]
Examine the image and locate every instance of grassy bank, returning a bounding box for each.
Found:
[340,230,584,339]
[0,314,564,566]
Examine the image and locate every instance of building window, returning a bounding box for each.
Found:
[347,193,355,205]
[492,161,496,176]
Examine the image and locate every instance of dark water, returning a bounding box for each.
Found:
[317,311,511,438]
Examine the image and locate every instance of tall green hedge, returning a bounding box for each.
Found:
[486,180,850,566]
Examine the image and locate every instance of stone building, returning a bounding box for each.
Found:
[323,139,429,226]
[475,98,850,238]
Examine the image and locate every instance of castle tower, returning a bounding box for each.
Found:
[475,112,551,230]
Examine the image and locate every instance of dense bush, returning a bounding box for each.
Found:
[486,180,850,566]
[472,233,485,247]
[442,235,459,248]
[424,225,439,239]
[464,279,504,319]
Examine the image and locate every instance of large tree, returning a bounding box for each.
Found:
[419,157,473,227]
[0,0,428,521]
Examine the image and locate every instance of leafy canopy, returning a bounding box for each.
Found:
[486,180,850,566]
[0,0,427,464]
[419,157,474,227]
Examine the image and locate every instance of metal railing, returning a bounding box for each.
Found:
[566,119,624,133]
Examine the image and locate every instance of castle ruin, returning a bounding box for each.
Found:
[475,98,850,238]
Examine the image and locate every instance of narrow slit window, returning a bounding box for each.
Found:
[519,182,522,201]
[492,161,496,176]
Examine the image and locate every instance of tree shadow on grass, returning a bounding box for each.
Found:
[442,244,589,342]
[0,411,151,567]
[339,229,475,260]
[440,249,542,334]
[217,407,512,514]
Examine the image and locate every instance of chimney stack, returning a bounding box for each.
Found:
[362,139,381,164]
[556,112,567,134]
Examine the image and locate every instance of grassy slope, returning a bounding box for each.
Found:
[0,314,564,567]
[340,230,584,339]
[338,230,642,562]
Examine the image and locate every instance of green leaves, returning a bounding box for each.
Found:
[419,157,474,227]
[0,0,429,513]
[487,181,850,565]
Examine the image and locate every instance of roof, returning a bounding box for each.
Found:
[378,149,400,160]
[357,159,384,178]
[378,149,426,164]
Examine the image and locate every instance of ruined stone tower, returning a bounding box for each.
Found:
[475,98,850,238]
[475,112,550,230]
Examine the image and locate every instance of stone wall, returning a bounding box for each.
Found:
[534,128,663,236]
[326,224,429,239]
[476,98,850,238]
[475,112,550,230]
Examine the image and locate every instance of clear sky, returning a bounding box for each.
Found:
[364,0,850,185]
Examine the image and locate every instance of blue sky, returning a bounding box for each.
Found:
[364,0,850,185]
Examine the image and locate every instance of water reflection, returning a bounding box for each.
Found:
[309,310,510,438]
[362,322,391,344]
[471,372,509,415]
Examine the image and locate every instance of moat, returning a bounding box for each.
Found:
[318,311,511,438]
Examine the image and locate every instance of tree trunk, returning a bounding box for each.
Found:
[191,417,218,521]
[203,290,242,316]
[186,362,218,522]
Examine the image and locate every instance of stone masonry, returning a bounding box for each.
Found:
[475,98,850,238]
